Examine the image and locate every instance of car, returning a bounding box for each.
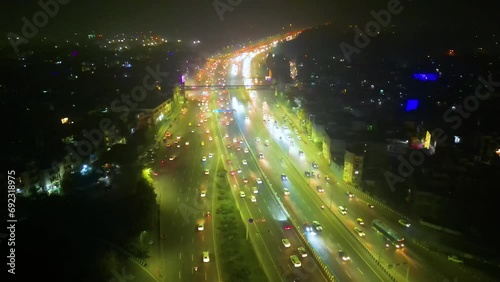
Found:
[304,171,311,177]
[354,227,365,237]
[185,141,190,145]
[346,191,354,198]
[203,251,210,262]
[245,115,249,120]
[398,219,411,227]
[226,159,232,164]
[201,156,207,162]
[233,138,238,143]
[237,168,242,173]
[225,133,229,138]
[250,195,256,202]
[256,137,260,142]
[201,191,206,197]
[174,139,179,144]
[312,162,318,169]
[206,212,210,218]
[303,223,314,233]
[448,255,464,264]
[166,143,171,147]
[209,136,213,141]
[298,247,307,257]
[298,150,304,157]
[357,218,365,225]
[240,191,246,198]
[339,250,350,261]
[204,169,209,175]
[150,159,155,164]
[169,155,176,161]
[283,224,293,230]
[205,130,210,134]
[338,206,347,215]
[325,175,331,181]
[252,187,259,194]
[367,203,375,208]
[243,177,248,183]
[256,178,262,184]
[242,160,248,165]
[176,135,181,140]
[316,186,324,193]
[290,255,301,267]
[244,148,249,153]
[198,223,204,231]
[208,153,213,158]
[264,140,269,146]
[281,173,288,180]
[230,170,236,175]
[258,153,264,159]
[283,188,290,195]
[312,221,323,231]
[282,239,291,248]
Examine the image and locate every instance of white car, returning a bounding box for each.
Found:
[298,247,307,257]
[201,191,206,197]
[208,153,213,158]
[258,153,264,159]
[198,223,204,231]
[203,251,210,262]
[338,206,347,215]
[201,156,207,162]
[398,219,411,227]
[354,227,365,237]
[240,191,246,198]
[185,141,190,145]
[283,188,290,195]
[256,178,262,184]
[242,160,247,165]
[312,221,323,231]
[244,148,249,153]
[282,239,291,248]
[209,136,213,141]
[250,195,256,202]
[169,155,176,161]
[225,133,229,138]
[339,250,350,261]
[290,255,301,267]
[204,169,209,175]
[252,187,259,194]
[256,137,260,142]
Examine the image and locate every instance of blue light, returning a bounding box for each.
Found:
[406,99,419,112]
[413,73,438,81]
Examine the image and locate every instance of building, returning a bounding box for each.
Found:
[18,160,66,195]
[343,149,364,186]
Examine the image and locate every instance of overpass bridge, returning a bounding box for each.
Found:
[182,84,276,90]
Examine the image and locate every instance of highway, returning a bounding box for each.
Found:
[156,32,497,282]
[214,46,494,282]
[151,99,220,282]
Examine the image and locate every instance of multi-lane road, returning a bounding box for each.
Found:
[146,40,496,281]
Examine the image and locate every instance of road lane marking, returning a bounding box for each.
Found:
[179,270,181,279]
[358,268,364,275]
[179,252,182,259]
[327,246,332,253]
[181,236,183,242]
[345,270,352,279]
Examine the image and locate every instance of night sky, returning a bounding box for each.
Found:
[3,0,499,49]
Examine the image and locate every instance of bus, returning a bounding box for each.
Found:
[372,219,405,248]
